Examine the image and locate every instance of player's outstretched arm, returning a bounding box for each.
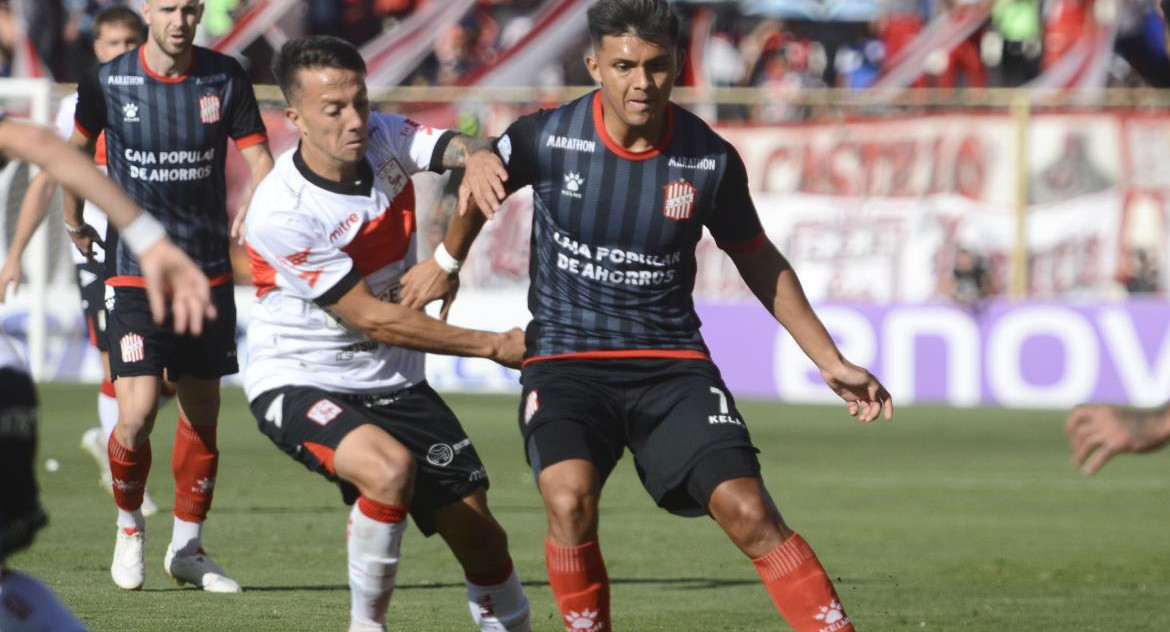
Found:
[329,280,524,368]
[0,170,58,300]
[1065,402,1170,475]
[729,240,893,423]
[457,148,509,219]
[399,193,488,318]
[60,129,105,261]
[0,118,215,335]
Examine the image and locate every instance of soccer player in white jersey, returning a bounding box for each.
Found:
[243,36,532,632]
[0,5,163,517]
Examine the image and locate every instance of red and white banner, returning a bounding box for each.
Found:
[363,0,479,88]
[209,0,299,57]
[460,0,594,87]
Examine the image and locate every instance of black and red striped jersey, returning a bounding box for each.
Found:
[494,90,765,362]
[75,46,267,284]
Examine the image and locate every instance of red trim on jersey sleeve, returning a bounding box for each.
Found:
[246,243,277,298]
[74,120,96,140]
[717,229,767,255]
[94,132,108,167]
[139,46,191,83]
[340,181,416,275]
[592,91,675,161]
[233,132,267,150]
[107,273,232,288]
[522,349,711,367]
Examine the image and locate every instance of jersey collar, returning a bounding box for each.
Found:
[139,46,195,84]
[293,146,374,197]
[591,90,675,161]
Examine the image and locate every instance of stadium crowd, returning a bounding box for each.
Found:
[2,0,1169,90]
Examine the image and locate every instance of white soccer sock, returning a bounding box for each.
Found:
[347,501,407,632]
[170,517,203,556]
[0,571,89,632]
[116,509,144,532]
[97,391,118,448]
[466,568,531,632]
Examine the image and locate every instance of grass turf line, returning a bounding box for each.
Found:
[11,384,1170,631]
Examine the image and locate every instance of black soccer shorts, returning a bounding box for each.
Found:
[249,382,489,536]
[0,367,47,561]
[75,261,109,351]
[106,283,238,381]
[519,358,762,517]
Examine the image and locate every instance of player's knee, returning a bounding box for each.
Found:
[542,485,597,529]
[359,450,416,502]
[713,493,785,545]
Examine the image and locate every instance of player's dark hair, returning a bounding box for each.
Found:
[587,0,681,49]
[93,5,146,41]
[273,35,367,104]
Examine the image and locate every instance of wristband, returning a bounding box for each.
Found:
[120,212,167,257]
[434,242,463,274]
[63,222,87,236]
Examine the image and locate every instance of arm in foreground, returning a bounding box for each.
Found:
[328,279,524,369]
[399,194,488,318]
[0,118,213,334]
[728,240,893,423]
[1065,402,1170,475]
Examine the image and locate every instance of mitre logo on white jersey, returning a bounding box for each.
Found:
[330,212,360,242]
[199,94,221,124]
[663,179,695,221]
[546,135,595,153]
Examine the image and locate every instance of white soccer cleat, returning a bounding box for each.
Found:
[111,528,146,590]
[82,427,159,516]
[164,546,242,593]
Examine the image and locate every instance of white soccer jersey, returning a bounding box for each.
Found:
[55,93,109,266]
[242,113,453,400]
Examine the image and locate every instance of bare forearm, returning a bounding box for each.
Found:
[736,245,845,373]
[349,302,500,359]
[6,171,57,260]
[443,198,486,259]
[441,134,495,170]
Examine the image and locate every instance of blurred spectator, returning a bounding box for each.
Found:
[1119,247,1160,293]
[992,0,1042,85]
[939,247,993,307]
[1030,132,1113,204]
[939,0,988,87]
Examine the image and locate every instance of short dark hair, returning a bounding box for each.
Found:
[587,0,681,49]
[93,5,146,41]
[273,35,367,104]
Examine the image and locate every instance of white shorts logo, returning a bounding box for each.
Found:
[120,333,145,363]
[524,390,540,425]
[427,443,454,466]
[307,399,342,426]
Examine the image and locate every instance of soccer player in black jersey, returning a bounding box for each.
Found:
[63,0,274,593]
[406,1,893,631]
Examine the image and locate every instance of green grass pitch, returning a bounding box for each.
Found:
[10,383,1170,631]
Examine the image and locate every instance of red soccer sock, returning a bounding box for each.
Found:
[753,533,854,632]
[545,539,610,632]
[108,436,151,511]
[172,416,218,522]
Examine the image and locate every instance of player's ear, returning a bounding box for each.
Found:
[584,49,601,85]
[285,107,305,134]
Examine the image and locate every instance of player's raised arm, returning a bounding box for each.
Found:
[0,117,214,334]
[399,194,486,317]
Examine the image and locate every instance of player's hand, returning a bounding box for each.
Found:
[490,327,526,369]
[66,222,104,261]
[0,256,21,301]
[137,240,216,336]
[400,257,460,321]
[821,361,893,423]
[231,203,249,246]
[457,149,508,219]
[1065,404,1170,476]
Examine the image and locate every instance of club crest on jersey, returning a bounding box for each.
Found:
[122,101,139,122]
[375,157,408,197]
[199,94,221,124]
[663,179,695,221]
